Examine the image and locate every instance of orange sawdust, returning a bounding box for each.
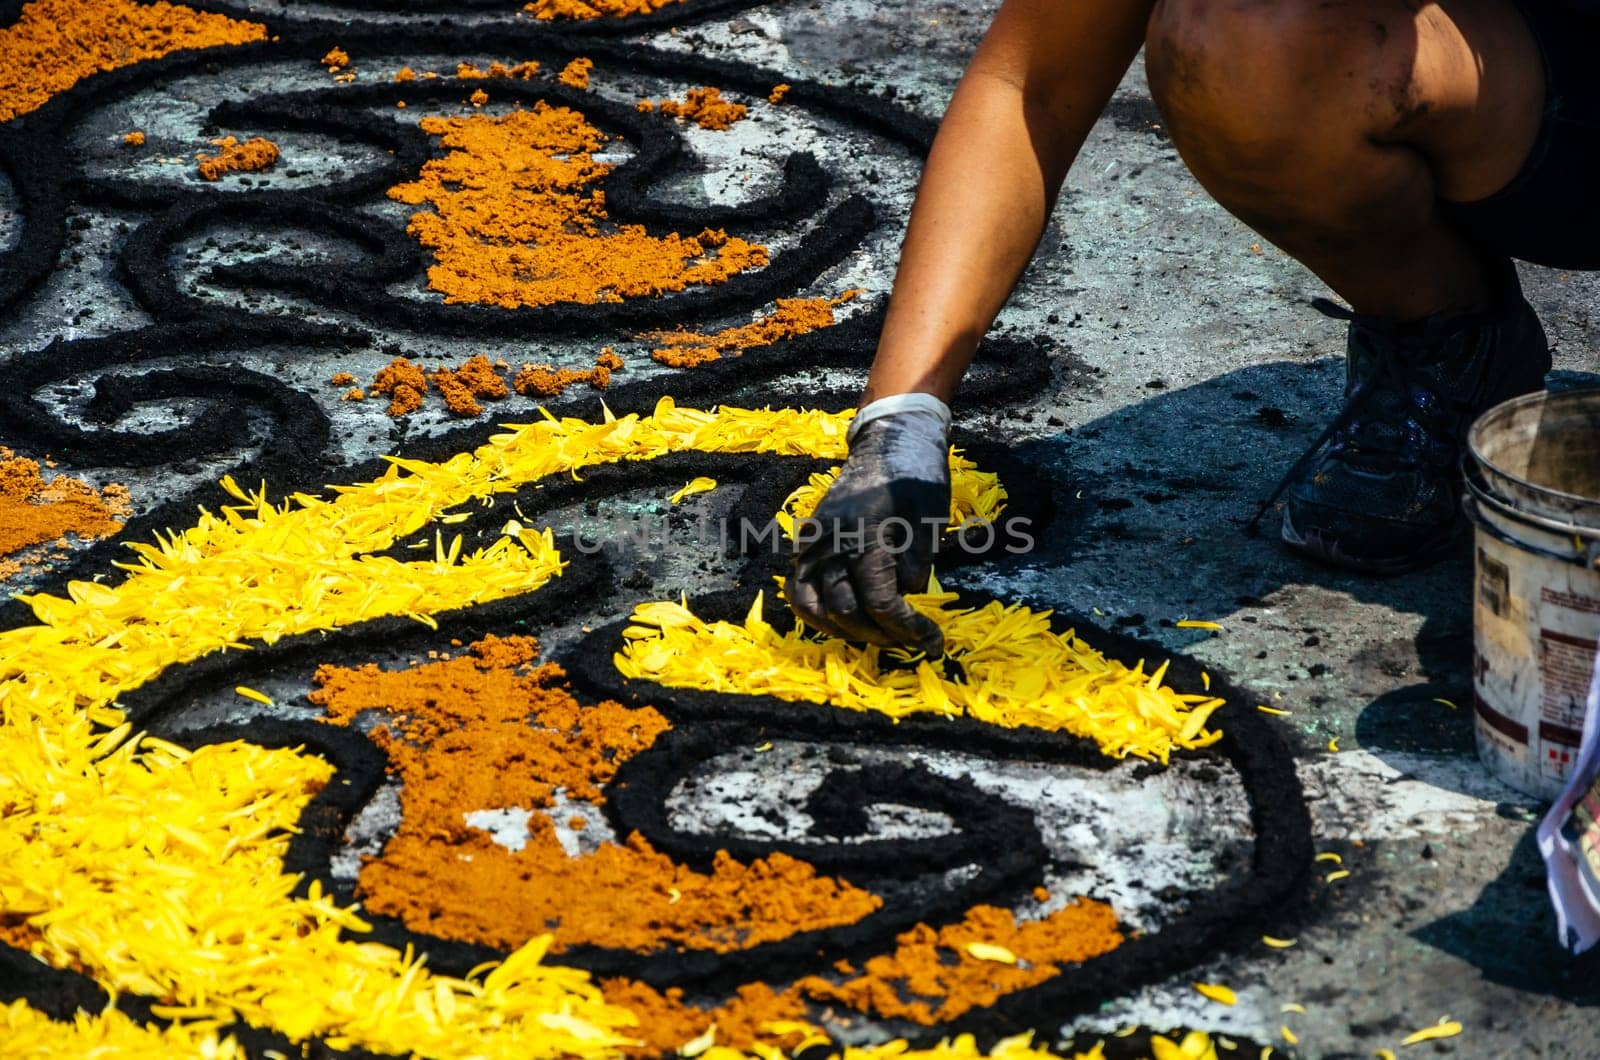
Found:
[322,46,349,71]
[310,637,882,954]
[0,0,265,123]
[430,354,509,417]
[512,348,623,398]
[524,0,685,19]
[599,980,810,1056]
[557,57,593,89]
[0,916,43,953]
[457,60,540,80]
[769,83,791,104]
[369,356,428,416]
[794,901,1124,1024]
[469,88,489,107]
[395,66,417,82]
[195,135,278,181]
[386,106,768,309]
[329,371,357,386]
[647,87,748,131]
[0,448,130,580]
[122,130,144,146]
[341,387,365,402]
[648,291,860,367]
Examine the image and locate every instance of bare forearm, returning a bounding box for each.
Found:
[862,0,1152,405]
[865,77,1073,403]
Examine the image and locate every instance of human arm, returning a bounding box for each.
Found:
[790,0,1154,652]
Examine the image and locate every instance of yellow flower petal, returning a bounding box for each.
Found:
[669,476,718,503]
[1400,1019,1462,1046]
[964,942,1018,964]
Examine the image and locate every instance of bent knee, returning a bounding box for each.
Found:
[1146,0,1390,164]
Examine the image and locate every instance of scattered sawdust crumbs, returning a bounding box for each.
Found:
[638,87,748,130]
[337,350,623,417]
[0,448,131,581]
[121,130,144,146]
[648,291,860,367]
[523,0,686,20]
[195,135,278,181]
[557,57,593,90]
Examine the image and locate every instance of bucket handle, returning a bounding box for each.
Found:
[1462,494,1600,570]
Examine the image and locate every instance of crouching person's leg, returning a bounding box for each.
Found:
[1145,0,1557,571]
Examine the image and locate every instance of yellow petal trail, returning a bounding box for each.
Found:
[617,592,1227,762]
[0,400,1181,1058]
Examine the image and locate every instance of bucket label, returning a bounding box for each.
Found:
[1480,549,1511,618]
[1538,591,1600,783]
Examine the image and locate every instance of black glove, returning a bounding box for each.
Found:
[789,394,951,655]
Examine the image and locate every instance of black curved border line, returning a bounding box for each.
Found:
[0,317,1052,634]
[0,19,959,619]
[0,3,1308,1052]
[0,127,67,316]
[188,0,786,42]
[566,587,1315,1040]
[103,73,856,335]
[5,571,1305,1053]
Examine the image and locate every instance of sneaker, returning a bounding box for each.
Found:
[1258,257,1551,573]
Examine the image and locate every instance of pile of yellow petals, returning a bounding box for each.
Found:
[6,399,1125,1057]
[617,587,1226,762]
[778,450,1007,538]
[0,1006,1196,1060]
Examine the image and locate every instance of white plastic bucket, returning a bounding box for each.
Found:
[1465,389,1600,801]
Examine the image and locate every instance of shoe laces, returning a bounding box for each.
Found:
[1246,298,1473,535]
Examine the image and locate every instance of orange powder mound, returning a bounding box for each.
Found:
[794,901,1124,1025]
[386,106,768,309]
[395,66,417,82]
[648,291,859,367]
[311,638,881,954]
[557,57,593,89]
[122,130,144,146]
[469,88,489,107]
[322,46,349,71]
[329,371,357,386]
[0,449,130,558]
[195,135,279,181]
[600,980,810,1056]
[653,87,748,131]
[513,348,623,398]
[430,354,509,417]
[525,0,685,19]
[769,83,791,104]
[0,0,265,123]
[369,356,429,416]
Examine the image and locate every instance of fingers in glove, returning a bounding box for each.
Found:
[847,547,945,656]
[788,554,858,644]
[818,557,896,646]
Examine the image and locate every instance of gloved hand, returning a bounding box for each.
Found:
[789,393,951,655]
